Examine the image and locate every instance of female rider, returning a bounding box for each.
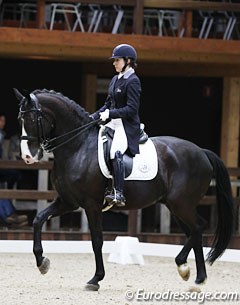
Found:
[91,44,142,207]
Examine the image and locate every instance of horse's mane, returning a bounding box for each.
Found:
[32,89,90,119]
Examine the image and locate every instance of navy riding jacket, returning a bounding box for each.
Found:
[92,69,142,156]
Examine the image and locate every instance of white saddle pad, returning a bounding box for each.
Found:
[98,126,158,180]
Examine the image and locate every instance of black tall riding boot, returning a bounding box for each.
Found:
[105,151,126,207]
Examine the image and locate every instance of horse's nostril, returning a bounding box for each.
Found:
[26,155,31,159]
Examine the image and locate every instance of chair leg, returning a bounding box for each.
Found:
[49,5,56,30]
[204,17,213,39]
[157,10,164,36]
[112,9,124,34]
[93,10,103,32]
[72,6,85,32]
[225,18,236,40]
[88,10,98,32]
[63,11,71,31]
[199,17,208,38]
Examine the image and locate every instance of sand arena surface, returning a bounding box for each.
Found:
[0,252,239,305]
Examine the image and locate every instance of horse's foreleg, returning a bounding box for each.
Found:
[33,198,63,274]
[85,208,104,291]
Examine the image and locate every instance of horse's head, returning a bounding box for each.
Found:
[14,88,95,164]
[14,88,49,164]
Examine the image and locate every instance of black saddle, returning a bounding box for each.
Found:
[102,124,148,178]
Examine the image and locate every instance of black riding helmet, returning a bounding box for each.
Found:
[110,44,137,72]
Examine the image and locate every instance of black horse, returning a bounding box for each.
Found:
[14,88,234,291]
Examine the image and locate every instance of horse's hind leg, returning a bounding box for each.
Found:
[33,197,68,274]
[192,215,208,284]
[173,211,207,284]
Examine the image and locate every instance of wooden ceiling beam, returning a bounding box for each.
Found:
[84,62,240,78]
[1,28,240,64]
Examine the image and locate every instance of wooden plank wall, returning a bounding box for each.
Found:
[221,78,240,167]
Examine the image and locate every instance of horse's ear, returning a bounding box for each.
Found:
[13,88,25,102]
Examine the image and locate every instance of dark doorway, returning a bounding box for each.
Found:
[140,76,222,153]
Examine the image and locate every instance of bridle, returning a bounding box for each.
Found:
[19,93,46,144]
[19,93,101,154]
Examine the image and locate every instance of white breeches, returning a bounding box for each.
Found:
[105,118,128,159]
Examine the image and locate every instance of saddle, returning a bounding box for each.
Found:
[102,124,148,178]
[98,124,158,181]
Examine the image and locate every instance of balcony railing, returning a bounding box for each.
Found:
[1,1,240,39]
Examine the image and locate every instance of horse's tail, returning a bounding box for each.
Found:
[203,149,235,265]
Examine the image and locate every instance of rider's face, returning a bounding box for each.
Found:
[113,58,126,73]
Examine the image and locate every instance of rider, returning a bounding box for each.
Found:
[90,44,142,207]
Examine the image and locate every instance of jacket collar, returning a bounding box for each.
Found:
[118,67,135,79]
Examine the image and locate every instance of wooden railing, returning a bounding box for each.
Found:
[0,160,57,201]
[0,160,239,234]
[0,160,239,202]
[3,0,240,37]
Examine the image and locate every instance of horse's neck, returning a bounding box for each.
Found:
[53,127,98,165]
[42,96,88,133]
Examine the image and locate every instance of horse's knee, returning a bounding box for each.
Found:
[33,215,41,229]
[33,212,47,229]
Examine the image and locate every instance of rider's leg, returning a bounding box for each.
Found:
[105,150,126,207]
[104,119,127,207]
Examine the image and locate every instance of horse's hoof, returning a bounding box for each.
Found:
[38,257,50,274]
[177,263,190,281]
[195,277,207,285]
[85,283,100,291]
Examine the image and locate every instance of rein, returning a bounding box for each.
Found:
[41,118,101,153]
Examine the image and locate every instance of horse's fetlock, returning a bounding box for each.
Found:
[175,257,186,266]
[33,245,43,258]
[96,271,105,281]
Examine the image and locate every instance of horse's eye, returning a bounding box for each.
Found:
[26,113,37,123]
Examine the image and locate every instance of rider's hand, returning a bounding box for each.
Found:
[99,109,109,121]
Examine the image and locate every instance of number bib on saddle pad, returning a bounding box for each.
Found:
[98,126,158,180]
